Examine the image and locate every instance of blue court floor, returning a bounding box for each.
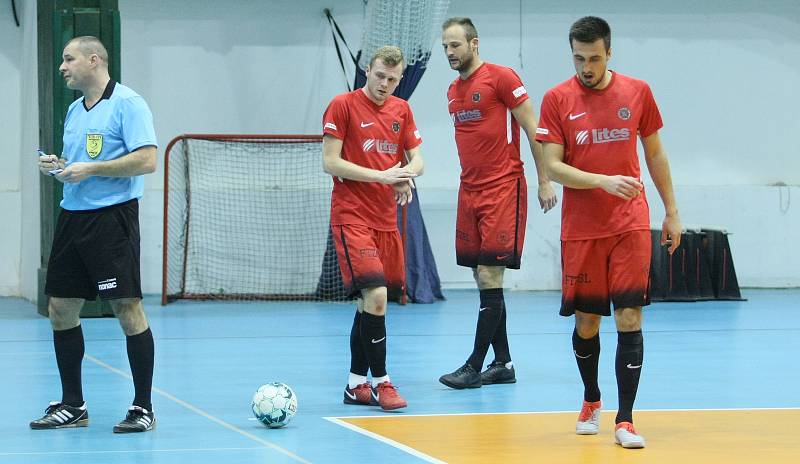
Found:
[1,289,798,463]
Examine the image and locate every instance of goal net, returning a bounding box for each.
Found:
[161,134,349,304]
[358,0,451,70]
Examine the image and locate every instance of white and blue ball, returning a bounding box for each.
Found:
[251,382,298,428]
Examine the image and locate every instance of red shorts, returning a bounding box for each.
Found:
[332,224,405,299]
[455,177,527,269]
[560,230,651,316]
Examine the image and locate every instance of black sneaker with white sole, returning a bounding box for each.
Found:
[113,406,155,433]
[30,401,89,429]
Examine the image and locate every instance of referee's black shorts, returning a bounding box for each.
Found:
[45,199,142,301]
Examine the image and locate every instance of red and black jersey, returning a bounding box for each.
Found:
[447,62,529,190]
[323,89,422,231]
[536,72,663,240]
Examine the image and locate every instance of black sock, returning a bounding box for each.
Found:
[349,311,369,376]
[54,326,85,407]
[126,327,155,411]
[490,300,511,364]
[615,330,644,424]
[572,329,601,402]
[360,312,387,378]
[467,288,504,371]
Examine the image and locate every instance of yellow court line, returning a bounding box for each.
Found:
[332,408,800,464]
[85,354,312,464]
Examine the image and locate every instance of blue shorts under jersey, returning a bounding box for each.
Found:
[60,81,157,211]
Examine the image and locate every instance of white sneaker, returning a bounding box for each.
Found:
[576,400,601,435]
[615,422,646,448]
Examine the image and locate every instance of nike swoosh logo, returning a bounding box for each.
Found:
[496,255,509,260]
[569,112,586,120]
[626,363,642,369]
[360,122,374,127]
[479,307,489,312]
[371,337,386,344]
[448,99,456,105]
[574,351,592,359]
[344,390,357,400]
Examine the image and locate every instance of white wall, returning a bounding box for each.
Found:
[3,0,799,300]
[0,0,33,297]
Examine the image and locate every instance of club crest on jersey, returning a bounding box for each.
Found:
[392,121,401,133]
[472,91,481,102]
[86,134,103,158]
[618,107,631,120]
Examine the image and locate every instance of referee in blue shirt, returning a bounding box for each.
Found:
[32,36,158,433]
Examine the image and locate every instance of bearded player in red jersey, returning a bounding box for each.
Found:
[536,16,682,448]
[322,46,424,411]
[438,17,558,390]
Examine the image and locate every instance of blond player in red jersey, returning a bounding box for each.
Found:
[536,16,682,448]
[438,17,557,390]
[322,46,424,411]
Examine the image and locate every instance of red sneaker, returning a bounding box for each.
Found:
[373,381,407,411]
[343,383,376,405]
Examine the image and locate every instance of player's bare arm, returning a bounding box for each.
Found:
[392,146,425,205]
[56,145,157,183]
[641,131,682,254]
[541,141,643,200]
[511,100,557,212]
[403,145,424,177]
[322,134,417,184]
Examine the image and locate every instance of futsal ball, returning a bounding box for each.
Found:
[251,382,298,428]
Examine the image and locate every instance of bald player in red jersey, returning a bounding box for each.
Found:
[536,16,681,449]
[438,17,558,390]
[322,45,424,411]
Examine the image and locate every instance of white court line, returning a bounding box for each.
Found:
[327,405,800,420]
[0,447,263,457]
[324,417,446,464]
[85,354,311,464]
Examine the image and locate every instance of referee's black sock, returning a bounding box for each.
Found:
[572,329,601,402]
[360,312,387,378]
[615,330,644,424]
[490,300,511,364]
[467,288,504,371]
[127,327,155,411]
[349,310,369,376]
[54,325,85,407]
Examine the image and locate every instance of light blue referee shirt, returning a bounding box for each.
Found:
[61,80,157,211]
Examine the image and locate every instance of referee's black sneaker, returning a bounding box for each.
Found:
[30,401,89,429]
[439,363,481,389]
[113,406,155,433]
[480,361,517,385]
